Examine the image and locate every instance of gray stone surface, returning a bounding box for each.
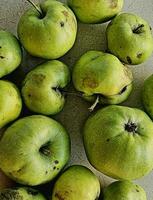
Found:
[0,0,153,199]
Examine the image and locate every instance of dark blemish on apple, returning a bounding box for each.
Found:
[127,56,132,64]
[137,53,142,58]
[55,192,65,200]
[0,46,1,48]
[53,166,56,170]
[0,56,5,59]
[119,86,127,95]
[150,26,152,30]
[110,0,117,8]
[54,160,59,164]
[60,21,65,27]
[91,55,100,61]
[28,94,31,97]
[106,139,110,142]
[136,189,139,192]
[33,74,46,84]
[45,171,48,174]
[57,168,60,170]
[83,77,98,89]
[62,10,69,17]
[26,188,39,196]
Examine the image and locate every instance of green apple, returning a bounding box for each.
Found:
[72,51,133,108]
[0,29,22,78]
[67,0,124,24]
[0,187,46,200]
[52,165,101,200]
[0,80,22,129]
[142,74,153,120]
[18,0,77,59]
[0,115,70,186]
[83,105,153,180]
[106,13,153,65]
[22,60,70,115]
[0,170,15,190]
[103,181,147,200]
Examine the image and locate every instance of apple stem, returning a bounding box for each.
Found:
[88,96,100,112]
[26,0,43,17]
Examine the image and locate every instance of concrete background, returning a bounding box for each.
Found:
[0,0,153,199]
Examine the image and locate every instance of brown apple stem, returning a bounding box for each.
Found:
[26,0,43,17]
[88,96,100,112]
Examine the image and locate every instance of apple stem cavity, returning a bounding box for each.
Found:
[88,96,100,112]
[125,121,138,133]
[133,24,144,34]
[39,143,51,156]
[26,0,43,18]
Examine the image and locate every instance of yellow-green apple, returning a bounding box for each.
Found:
[107,13,153,65]
[18,0,77,59]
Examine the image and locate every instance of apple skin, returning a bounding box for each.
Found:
[0,187,46,200]
[0,115,70,186]
[83,105,153,180]
[103,181,147,200]
[18,0,77,59]
[106,13,153,65]
[52,165,101,200]
[0,80,22,129]
[67,0,124,24]
[0,29,22,78]
[22,60,70,115]
[142,74,153,120]
[72,51,133,105]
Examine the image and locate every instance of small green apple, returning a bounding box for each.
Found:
[0,80,22,129]
[0,115,70,186]
[72,51,133,108]
[51,165,101,200]
[83,105,153,180]
[142,74,153,120]
[22,60,70,115]
[106,13,153,65]
[0,187,46,200]
[0,29,22,78]
[103,181,147,200]
[18,0,77,59]
[67,0,124,24]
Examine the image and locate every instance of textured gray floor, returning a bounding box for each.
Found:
[0,0,153,199]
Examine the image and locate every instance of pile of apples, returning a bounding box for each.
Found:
[0,0,153,199]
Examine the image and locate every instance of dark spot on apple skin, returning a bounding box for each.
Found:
[53,166,56,170]
[54,160,59,164]
[119,86,127,95]
[127,56,132,64]
[106,139,110,142]
[110,0,118,8]
[28,94,31,97]
[55,192,65,200]
[150,26,152,30]
[0,56,5,59]
[26,188,39,196]
[0,46,1,48]
[91,55,100,61]
[60,22,64,27]
[32,74,46,85]
[137,53,142,58]
[62,10,69,17]
[136,189,139,192]
[45,171,48,174]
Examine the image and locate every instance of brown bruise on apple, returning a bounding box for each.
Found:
[109,0,118,8]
